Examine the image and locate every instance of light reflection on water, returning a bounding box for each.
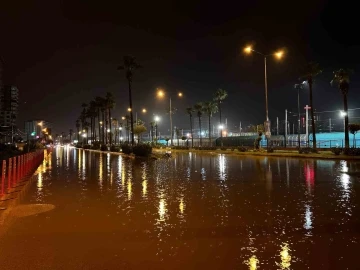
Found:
[6,149,360,269]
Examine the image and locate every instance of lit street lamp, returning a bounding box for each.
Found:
[154,116,160,143]
[156,88,183,146]
[340,111,347,132]
[244,45,284,147]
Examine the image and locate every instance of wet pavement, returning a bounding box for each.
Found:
[0,146,359,269]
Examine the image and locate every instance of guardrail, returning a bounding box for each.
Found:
[1,150,45,198]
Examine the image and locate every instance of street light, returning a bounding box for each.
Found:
[154,116,160,142]
[340,111,347,132]
[156,88,183,146]
[142,108,147,113]
[244,45,285,146]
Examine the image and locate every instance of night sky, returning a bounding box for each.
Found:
[0,0,359,134]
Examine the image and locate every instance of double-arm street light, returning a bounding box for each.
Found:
[156,88,183,146]
[244,46,284,146]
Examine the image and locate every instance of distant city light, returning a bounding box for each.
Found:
[155,116,160,122]
[107,129,110,133]
[82,134,87,137]
[120,137,123,141]
[219,125,224,129]
[119,127,122,130]
[128,108,131,112]
[157,89,165,98]
[178,92,183,97]
[340,111,347,117]
[142,108,147,113]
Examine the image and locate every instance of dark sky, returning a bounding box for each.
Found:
[0,0,359,134]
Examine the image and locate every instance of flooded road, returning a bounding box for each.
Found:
[0,146,359,269]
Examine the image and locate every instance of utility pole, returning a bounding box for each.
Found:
[285,109,288,147]
[304,105,311,146]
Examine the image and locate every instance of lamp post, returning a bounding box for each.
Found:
[340,111,347,132]
[154,116,160,143]
[244,46,284,148]
[157,89,183,146]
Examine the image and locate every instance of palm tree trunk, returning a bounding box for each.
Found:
[208,115,211,146]
[128,80,135,145]
[344,93,349,148]
[198,117,202,147]
[190,115,193,148]
[108,109,112,145]
[309,80,317,149]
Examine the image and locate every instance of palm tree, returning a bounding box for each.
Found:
[300,62,322,149]
[213,88,228,145]
[331,69,352,148]
[194,102,204,147]
[203,101,218,145]
[88,100,97,143]
[118,55,142,146]
[95,96,105,144]
[186,107,194,148]
[105,92,115,144]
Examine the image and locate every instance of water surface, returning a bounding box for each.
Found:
[0,147,359,269]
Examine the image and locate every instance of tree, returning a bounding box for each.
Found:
[203,101,218,145]
[213,88,228,145]
[300,62,322,149]
[118,56,142,146]
[95,96,105,144]
[186,107,194,148]
[105,92,115,144]
[331,69,352,148]
[348,124,360,147]
[133,125,147,144]
[194,102,204,147]
[88,100,97,143]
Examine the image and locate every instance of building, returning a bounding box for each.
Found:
[24,120,52,139]
[0,85,19,127]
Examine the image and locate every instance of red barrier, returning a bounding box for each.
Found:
[1,160,6,196]
[8,158,12,190]
[12,156,17,187]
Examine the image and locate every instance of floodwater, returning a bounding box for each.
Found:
[0,147,359,269]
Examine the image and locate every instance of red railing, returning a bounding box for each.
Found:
[0,150,45,197]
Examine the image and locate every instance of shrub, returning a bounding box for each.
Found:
[231,147,235,151]
[343,148,360,156]
[92,141,101,150]
[299,147,317,154]
[237,146,248,152]
[220,147,227,151]
[267,147,274,153]
[83,144,91,149]
[121,144,133,155]
[133,144,152,157]
[110,145,120,152]
[331,147,342,155]
[100,145,108,151]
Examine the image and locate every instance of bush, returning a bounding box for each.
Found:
[121,144,133,154]
[343,148,360,156]
[110,145,120,152]
[220,147,227,151]
[83,144,91,149]
[100,145,108,151]
[299,147,317,154]
[92,141,101,150]
[267,147,274,153]
[237,146,248,152]
[331,147,342,155]
[133,144,152,157]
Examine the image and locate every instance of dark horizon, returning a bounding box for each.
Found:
[1,0,359,135]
